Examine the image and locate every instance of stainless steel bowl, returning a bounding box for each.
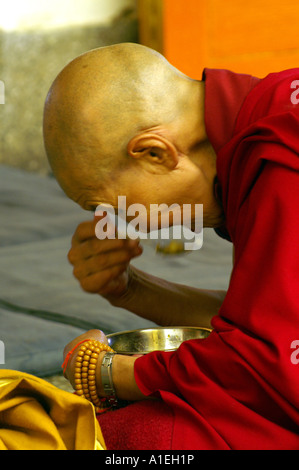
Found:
[107,326,211,355]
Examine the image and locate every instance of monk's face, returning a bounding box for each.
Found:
[59,145,224,231]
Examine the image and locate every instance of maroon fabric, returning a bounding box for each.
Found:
[203,68,260,153]
[134,69,299,449]
[204,68,261,242]
[97,401,174,450]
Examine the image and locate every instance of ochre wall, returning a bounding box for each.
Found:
[139,0,299,79]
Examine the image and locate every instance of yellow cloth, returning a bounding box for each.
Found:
[0,370,106,450]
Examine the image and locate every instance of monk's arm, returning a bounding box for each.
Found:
[107,266,227,330]
[68,220,229,329]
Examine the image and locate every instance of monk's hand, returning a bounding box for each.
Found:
[63,329,148,402]
[67,216,143,298]
[63,329,108,388]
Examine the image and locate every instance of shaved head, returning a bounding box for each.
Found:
[43,43,194,202]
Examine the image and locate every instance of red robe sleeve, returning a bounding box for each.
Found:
[134,69,299,450]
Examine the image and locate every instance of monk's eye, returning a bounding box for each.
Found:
[150,151,157,157]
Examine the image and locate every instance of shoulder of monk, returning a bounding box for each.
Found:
[235,68,299,130]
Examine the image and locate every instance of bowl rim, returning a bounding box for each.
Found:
[106,326,212,338]
[106,326,212,354]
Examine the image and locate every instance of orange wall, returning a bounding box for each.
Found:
[163,0,299,79]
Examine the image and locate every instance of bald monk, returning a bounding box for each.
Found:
[43,43,299,450]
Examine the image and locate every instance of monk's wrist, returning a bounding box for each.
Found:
[106,265,141,310]
[110,353,146,401]
[96,351,145,402]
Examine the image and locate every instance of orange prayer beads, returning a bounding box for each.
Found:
[73,340,115,413]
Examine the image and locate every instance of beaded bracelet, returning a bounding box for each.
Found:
[62,339,116,414]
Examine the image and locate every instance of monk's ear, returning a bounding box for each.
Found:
[127,133,179,170]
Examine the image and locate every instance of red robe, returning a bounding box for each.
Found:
[98,69,299,450]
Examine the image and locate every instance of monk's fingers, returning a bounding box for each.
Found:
[75,237,139,261]
[71,219,99,244]
[63,329,108,381]
[72,247,141,279]
[63,329,107,360]
[71,215,117,245]
[79,264,129,294]
[68,219,143,298]
[68,236,141,265]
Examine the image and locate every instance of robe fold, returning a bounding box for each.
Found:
[0,370,105,450]
[133,68,299,450]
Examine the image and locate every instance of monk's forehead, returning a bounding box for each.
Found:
[55,159,123,206]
